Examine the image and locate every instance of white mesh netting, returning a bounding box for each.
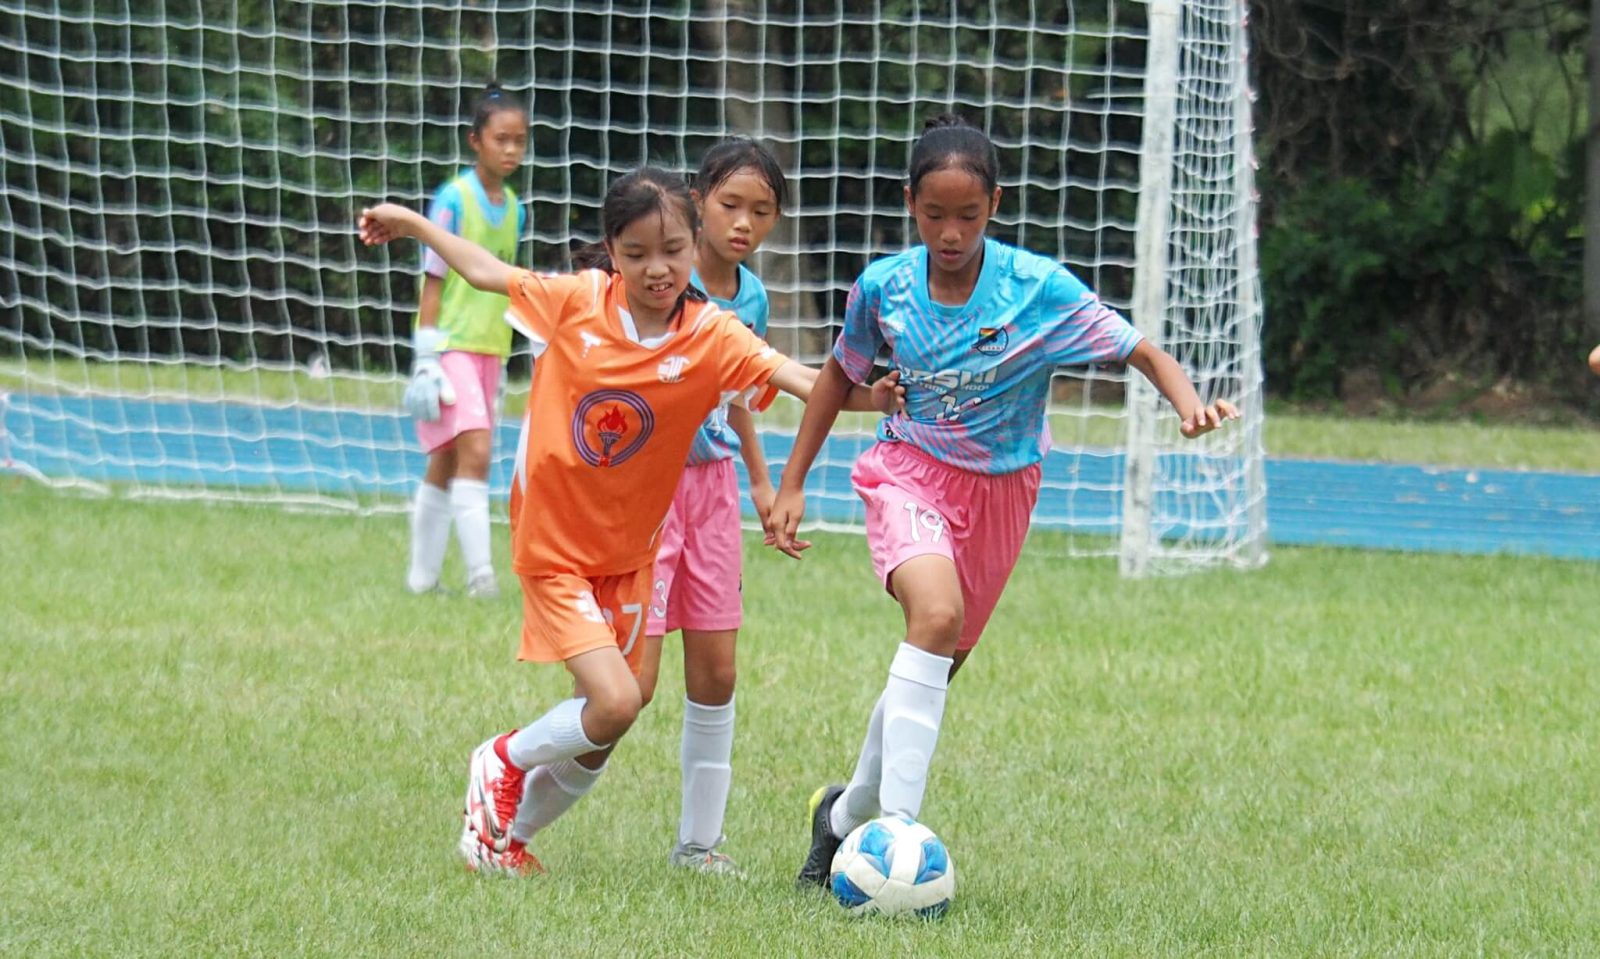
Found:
[0,0,1265,573]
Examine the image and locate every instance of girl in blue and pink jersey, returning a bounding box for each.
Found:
[766,114,1239,888]
[631,139,789,876]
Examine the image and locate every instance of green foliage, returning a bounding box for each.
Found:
[1252,0,1589,404]
[1262,130,1582,401]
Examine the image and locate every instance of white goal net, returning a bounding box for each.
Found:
[0,0,1265,575]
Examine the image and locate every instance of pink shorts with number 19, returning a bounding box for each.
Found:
[852,440,1041,651]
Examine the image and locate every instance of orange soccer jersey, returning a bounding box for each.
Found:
[504,268,785,578]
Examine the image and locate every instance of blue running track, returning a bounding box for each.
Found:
[4,393,1597,561]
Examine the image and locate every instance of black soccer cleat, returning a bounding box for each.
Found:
[796,784,846,889]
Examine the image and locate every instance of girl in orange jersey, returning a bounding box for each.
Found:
[358,168,889,877]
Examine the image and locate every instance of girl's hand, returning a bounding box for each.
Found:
[763,486,811,559]
[1588,343,1600,376]
[748,476,776,530]
[1180,398,1240,438]
[356,204,418,247]
[871,369,907,415]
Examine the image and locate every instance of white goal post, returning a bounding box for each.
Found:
[0,0,1266,575]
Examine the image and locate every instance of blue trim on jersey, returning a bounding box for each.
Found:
[833,237,1144,475]
[422,168,527,277]
[685,264,770,466]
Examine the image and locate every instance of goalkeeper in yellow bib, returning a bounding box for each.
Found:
[406,84,530,599]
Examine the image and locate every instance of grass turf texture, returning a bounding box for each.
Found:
[7,359,1600,471]
[2,481,1596,956]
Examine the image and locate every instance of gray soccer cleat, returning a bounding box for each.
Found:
[669,840,744,877]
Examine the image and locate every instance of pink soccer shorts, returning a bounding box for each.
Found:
[415,350,502,453]
[852,440,1041,651]
[647,457,744,636]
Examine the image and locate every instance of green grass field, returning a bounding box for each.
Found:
[2,480,1596,957]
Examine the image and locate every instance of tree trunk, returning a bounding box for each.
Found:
[1587,0,1600,346]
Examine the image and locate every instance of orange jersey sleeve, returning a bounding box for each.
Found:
[692,304,787,411]
[505,268,603,347]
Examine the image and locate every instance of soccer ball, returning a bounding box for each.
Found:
[829,816,955,918]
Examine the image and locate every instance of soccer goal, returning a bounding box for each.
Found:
[0,0,1265,575]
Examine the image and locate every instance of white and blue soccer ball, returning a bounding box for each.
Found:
[829,816,955,918]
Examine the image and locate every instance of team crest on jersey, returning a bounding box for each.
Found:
[657,355,691,383]
[975,326,1009,355]
[571,389,656,467]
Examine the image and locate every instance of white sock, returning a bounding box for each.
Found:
[506,698,601,770]
[407,482,452,592]
[679,697,735,849]
[831,693,885,840]
[509,758,606,843]
[450,478,493,581]
[878,643,951,821]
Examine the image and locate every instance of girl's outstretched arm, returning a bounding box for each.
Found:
[728,403,776,528]
[358,203,517,295]
[761,357,854,559]
[1125,340,1240,438]
[766,362,904,413]
[732,363,902,535]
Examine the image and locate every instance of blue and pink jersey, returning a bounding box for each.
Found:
[833,238,1143,475]
[684,264,770,466]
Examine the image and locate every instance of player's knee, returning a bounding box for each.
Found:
[453,431,492,479]
[423,450,455,487]
[455,453,490,481]
[910,600,964,647]
[635,671,659,711]
[706,661,737,702]
[585,684,643,742]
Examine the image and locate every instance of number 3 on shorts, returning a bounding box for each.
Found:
[902,501,947,543]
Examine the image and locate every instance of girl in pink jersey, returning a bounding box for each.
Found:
[632,139,788,875]
[359,167,892,878]
[406,83,528,600]
[765,115,1240,888]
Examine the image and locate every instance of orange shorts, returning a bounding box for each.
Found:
[518,567,653,675]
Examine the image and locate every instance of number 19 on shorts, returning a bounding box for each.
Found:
[903,502,947,543]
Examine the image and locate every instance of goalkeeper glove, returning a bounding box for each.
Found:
[404,327,456,422]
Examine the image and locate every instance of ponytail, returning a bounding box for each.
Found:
[571,241,612,272]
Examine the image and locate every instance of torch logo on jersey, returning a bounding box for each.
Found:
[571,389,656,468]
